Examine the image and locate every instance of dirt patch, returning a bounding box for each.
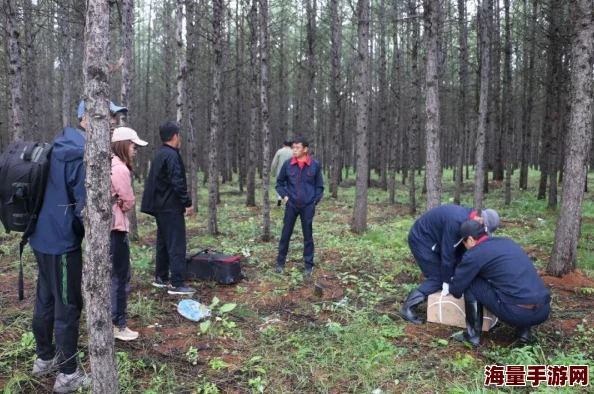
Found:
[539,269,594,291]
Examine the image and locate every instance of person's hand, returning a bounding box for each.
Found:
[283,196,289,204]
[116,198,124,208]
[185,206,194,216]
[441,282,450,296]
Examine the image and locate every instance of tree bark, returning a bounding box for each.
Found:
[454,0,468,205]
[305,0,316,141]
[351,0,369,233]
[82,0,118,392]
[175,0,186,127]
[388,0,401,205]
[378,0,388,191]
[474,0,492,210]
[59,2,72,128]
[208,0,223,235]
[491,0,503,182]
[549,0,593,276]
[260,0,271,241]
[502,0,513,205]
[424,0,442,210]
[408,0,420,214]
[246,0,258,207]
[330,0,343,199]
[187,0,200,213]
[5,0,25,142]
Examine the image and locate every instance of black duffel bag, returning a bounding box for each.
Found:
[185,248,245,285]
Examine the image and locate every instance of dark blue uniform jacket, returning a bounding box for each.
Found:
[450,237,551,305]
[408,204,473,283]
[275,157,324,207]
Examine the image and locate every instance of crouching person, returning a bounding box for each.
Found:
[449,220,551,347]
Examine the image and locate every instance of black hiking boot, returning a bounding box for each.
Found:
[515,326,531,345]
[398,290,426,325]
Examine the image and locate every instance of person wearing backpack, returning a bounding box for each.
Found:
[110,127,148,341]
[141,121,195,295]
[27,100,127,393]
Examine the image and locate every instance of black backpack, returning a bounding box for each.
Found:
[0,141,53,300]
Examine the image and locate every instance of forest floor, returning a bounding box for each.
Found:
[1,169,594,393]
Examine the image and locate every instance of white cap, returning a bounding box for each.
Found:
[112,127,148,146]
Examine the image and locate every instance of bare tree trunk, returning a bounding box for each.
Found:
[378,0,388,191]
[305,0,316,139]
[424,0,441,210]
[59,3,72,128]
[23,0,40,138]
[82,0,118,392]
[549,0,593,276]
[246,0,258,207]
[5,0,25,142]
[208,0,223,235]
[144,0,153,151]
[474,0,492,210]
[236,5,246,193]
[388,0,401,205]
[408,0,420,214]
[503,0,513,205]
[454,0,467,205]
[491,0,503,182]
[260,0,271,241]
[520,0,538,190]
[330,0,343,199]
[351,0,369,233]
[187,0,199,213]
[175,0,186,126]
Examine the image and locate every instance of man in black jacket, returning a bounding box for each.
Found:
[141,122,195,295]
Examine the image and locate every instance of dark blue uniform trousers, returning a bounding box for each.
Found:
[464,277,551,328]
[32,249,83,375]
[276,201,315,267]
[155,212,187,287]
[412,252,443,296]
[111,231,131,328]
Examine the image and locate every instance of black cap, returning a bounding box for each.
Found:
[454,220,488,247]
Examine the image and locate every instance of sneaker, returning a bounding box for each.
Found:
[304,266,314,276]
[274,264,284,273]
[167,284,196,295]
[53,368,91,393]
[152,277,169,289]
[114,326,139,341]
[32,356,60,376]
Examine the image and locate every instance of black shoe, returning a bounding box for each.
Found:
[454,301,483,347]
[277,199,282,207]
[304,266,314,276]
[515,326,531,345]
[398,290,426,325]
[167,284,196,295]
[152,277,170,289]
[274,264,284,273]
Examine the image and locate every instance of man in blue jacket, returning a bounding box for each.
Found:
[449,220,551,347]
[28,100,127,392]
[399,205,500,325]
[141,122,195,295]
[275,137,324,276]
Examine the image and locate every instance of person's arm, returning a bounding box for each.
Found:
[271,151,280,177]
[314,162,324,203]
[449,254,482,298]
[275,161,288,199]
[112,165,135,212]
[440,221,461,284]
[165,154,192,207]
[67,161,86,236]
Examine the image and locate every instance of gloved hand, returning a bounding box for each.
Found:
[441,282,450,296]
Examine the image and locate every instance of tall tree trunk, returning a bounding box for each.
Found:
[82,0,118,392]
[260,0,271,241]
[5,0,25,142]
[330,0,343,199]
[424,0,442,210]
[549,0,593,276]
[208,0,223,235]
[246,0,258,207]
[378,0,388,191]
[388,0,401,204]
[503,0,513,205]
[144,0,153,151]
[23,0,40,138]
[351,0,370,233]
[59,3,72,128]
[454,0,468,205]
[187,0,200,213]
[491,0,503,182]
[408,0,420,214]
[474,0,492,210]
[305,0,316,141]
[236,5,246,192]
[520,0,538,190]
[176,0,186,126]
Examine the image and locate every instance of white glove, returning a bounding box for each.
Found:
[441,282,450,296]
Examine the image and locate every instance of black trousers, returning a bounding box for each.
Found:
[32,249,83,375]
[276,201,315,267]
[111,231,131,328]
[155,211,187,287]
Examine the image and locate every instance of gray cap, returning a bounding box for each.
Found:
[482,209,500,235]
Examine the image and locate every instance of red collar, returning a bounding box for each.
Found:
[469,211,478,220]
[475,235,488,245]
[291,154,311,169]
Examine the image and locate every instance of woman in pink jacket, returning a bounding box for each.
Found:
[111,127,148,341]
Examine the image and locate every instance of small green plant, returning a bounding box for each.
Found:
[193,379,220,394]
[209,357,229,371]
[186,346,200,365]
[248,376,267,393]
[199,297,238,337]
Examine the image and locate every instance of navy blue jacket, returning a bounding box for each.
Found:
[275,156,324,207]
[30,127,86,254]
[408,204,474,283]
[141,144,192,216]
[450,237,551,305]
